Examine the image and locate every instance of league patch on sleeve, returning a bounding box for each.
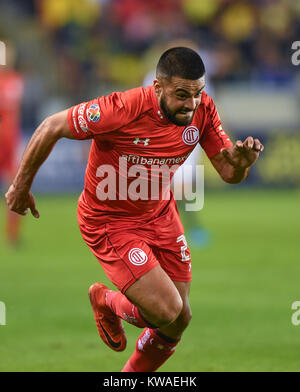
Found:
[87,103,101,123]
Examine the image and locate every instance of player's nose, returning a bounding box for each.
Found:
[183,97,197,112]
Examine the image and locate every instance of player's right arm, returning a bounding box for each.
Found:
[5,110,74,218]
[5,87,145,217]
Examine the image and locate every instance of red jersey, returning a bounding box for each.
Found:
[67,86,232,225]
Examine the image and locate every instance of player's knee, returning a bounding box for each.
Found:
[179,306,192,330]
[155,295,183,327]
[168,304,192,335]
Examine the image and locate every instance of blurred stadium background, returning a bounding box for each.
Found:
[1,0,300,372]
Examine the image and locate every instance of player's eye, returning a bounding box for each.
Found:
[194,91,202,98]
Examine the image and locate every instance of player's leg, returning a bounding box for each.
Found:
[87,239,192,371]
[122,281,191,372]
[89,263,184,352]
[86,222,185,352]
[120,202,194,371]
[124,264,184,328]
[83,212,192,371]
[157,281,191,339]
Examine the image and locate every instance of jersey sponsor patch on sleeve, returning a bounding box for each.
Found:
[77,103,89,133]
[71,106,80,134]
[71,103,89,134]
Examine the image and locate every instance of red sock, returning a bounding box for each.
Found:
[105,290,156,328]
[121,328,180,372]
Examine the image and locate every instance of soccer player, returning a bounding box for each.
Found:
[0,44,24,246]
[5,47,264,372]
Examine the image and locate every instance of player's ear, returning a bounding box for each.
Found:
[153,79,163,98]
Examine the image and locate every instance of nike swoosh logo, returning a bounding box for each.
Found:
[98,320,121,349]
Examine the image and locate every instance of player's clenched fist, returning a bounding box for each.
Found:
[221,136,264,169]
[5,184,40,218]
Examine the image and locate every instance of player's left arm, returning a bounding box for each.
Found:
[210,136,264,184]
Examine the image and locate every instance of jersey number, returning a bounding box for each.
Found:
[177,235,190,262]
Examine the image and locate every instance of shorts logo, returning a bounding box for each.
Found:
[87,104,100,122]
[128,248,148,266]
[182,126,199,145]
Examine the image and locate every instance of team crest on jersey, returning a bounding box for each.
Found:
[182,126,199,145]
[87,104,100,122]
[128,248,148,266]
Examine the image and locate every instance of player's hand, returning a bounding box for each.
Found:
[5,184,40,218]
[221,137,264,169]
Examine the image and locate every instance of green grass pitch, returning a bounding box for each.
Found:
[0,189,300,372]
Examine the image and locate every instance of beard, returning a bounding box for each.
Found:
[159,95,195,126]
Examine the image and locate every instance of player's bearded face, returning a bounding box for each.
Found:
[158,76,205,126]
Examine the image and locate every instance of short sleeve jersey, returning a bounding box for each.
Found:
[67,86,232,225]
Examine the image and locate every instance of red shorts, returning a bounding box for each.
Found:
[78,201,192,293]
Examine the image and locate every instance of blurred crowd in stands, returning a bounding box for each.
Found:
[0,0,299,130]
